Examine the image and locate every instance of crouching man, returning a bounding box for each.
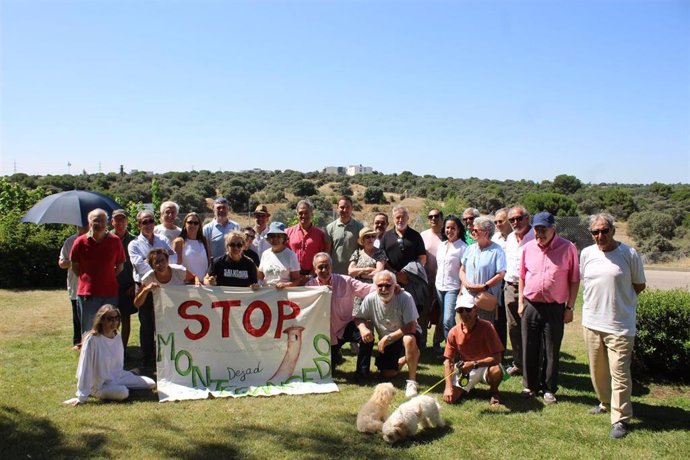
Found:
[355,270,422,398]
[443,294,505,407]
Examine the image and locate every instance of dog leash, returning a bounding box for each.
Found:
[420,368,458,396]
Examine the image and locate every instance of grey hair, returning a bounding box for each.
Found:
[463,207,480,218]
[495,207,510,217]
[392,205,408,216]
[296,199,313,211]
[509,205,529,217]
[373,270,397,286]
[136,209,154,222]
[473,215,495,238]
[160,201,179,214]
[312,252,332,267]
[589,213,615,231]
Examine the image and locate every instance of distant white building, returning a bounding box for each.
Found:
[346,164,373,176]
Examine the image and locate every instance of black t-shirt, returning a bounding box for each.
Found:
[208,255,258,287]
[381,227,426,271]
[244,249,260,267]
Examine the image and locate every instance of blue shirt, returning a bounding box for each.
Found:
[461,242,506,298]
[203,219,240,259]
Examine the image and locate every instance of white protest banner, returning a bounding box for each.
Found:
[153,285,337,402]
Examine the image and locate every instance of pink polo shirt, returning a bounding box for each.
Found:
[307,274,375,343]
[286,224,326,272]
[520,235,579,304]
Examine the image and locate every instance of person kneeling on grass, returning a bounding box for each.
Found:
[443,294,505,407]
[354,270,422,398]
[64,304,156,406]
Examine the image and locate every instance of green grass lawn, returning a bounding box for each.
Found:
[1,289,688,459]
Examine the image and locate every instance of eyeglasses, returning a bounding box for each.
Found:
[139,219,155,225]
[227,242,244,248]
[590,228,611,236]
[315,264,330,271]
[186,221,200,225]
[376,283,392,289]
[508,215,525,223]
[428,214,441,220]
[462,217,475,222]
[364,235,377,240]
[267,234,283,239]
[397,237,405,252]
[457,308,473,314]
[244,233,255,240]
[106,315,121,322]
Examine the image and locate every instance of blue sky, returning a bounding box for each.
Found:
[1,0,688,184]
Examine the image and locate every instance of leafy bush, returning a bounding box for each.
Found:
[522,192,578,216]
[628,211,675,241]
[633,289,690,382]
[364,187,387,204]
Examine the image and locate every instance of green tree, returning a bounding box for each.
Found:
[552,174,583,195]
[522,192,578,216]
[364,187,387,204]
[291,180,317,197]
[627,211,675,241]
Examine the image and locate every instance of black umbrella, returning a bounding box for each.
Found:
[21,190,123,227]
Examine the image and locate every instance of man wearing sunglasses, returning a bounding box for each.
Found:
[580,213,645,439]
[128,209,176,369]
[502,206,534,377]
[518,211,579,405]
[442,294,505,406]
[355,270,422,398]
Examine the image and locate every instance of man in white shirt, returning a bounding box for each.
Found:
[154,201,181,243]
[580,213,646,440]
[502,205,534,377]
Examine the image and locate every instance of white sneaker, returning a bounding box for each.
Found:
[405,380,418,398]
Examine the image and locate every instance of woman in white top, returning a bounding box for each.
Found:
[134,248,195,308]
[172,212,212,282]
[258,222,300,288]
[64,304,156,405]
[435,215,468,339]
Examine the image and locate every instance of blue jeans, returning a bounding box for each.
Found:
[437,289,460,339]
[77,295,118,336]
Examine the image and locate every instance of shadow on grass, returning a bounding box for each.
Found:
[0,404,107,458]
[633,401,690,432]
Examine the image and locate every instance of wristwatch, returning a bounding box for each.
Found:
[483,284,489,291]
[565,306,573,311]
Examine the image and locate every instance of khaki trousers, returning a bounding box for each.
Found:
[583,327,634,424]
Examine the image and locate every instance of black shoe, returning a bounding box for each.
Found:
[610,422,630,439]
[354,372,372,385]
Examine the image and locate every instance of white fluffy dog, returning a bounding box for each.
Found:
[382,394,445,444]
[356,382,397,433]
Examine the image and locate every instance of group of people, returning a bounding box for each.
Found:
[59,196,646,440]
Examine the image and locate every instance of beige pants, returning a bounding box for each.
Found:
[583,327,634,424]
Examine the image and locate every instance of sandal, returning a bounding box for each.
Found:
[490,394,501,407]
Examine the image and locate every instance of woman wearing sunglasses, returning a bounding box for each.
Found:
[134,249,196,308]
[172,212,212,282]
[64,304,156,405]
[205,231,259,288]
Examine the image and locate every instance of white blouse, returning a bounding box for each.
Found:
[435,239,468,291]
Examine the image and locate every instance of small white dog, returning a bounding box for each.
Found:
[382,394,445,444]
[356,382,397,433]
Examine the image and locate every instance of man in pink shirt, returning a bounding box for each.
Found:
[306,252,376,380]
[518,212,579,404]
[286,200,326,278]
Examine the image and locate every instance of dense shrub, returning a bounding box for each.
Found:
[633,289,690,382]
[0,210,73,288]
[364,187,387,204]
